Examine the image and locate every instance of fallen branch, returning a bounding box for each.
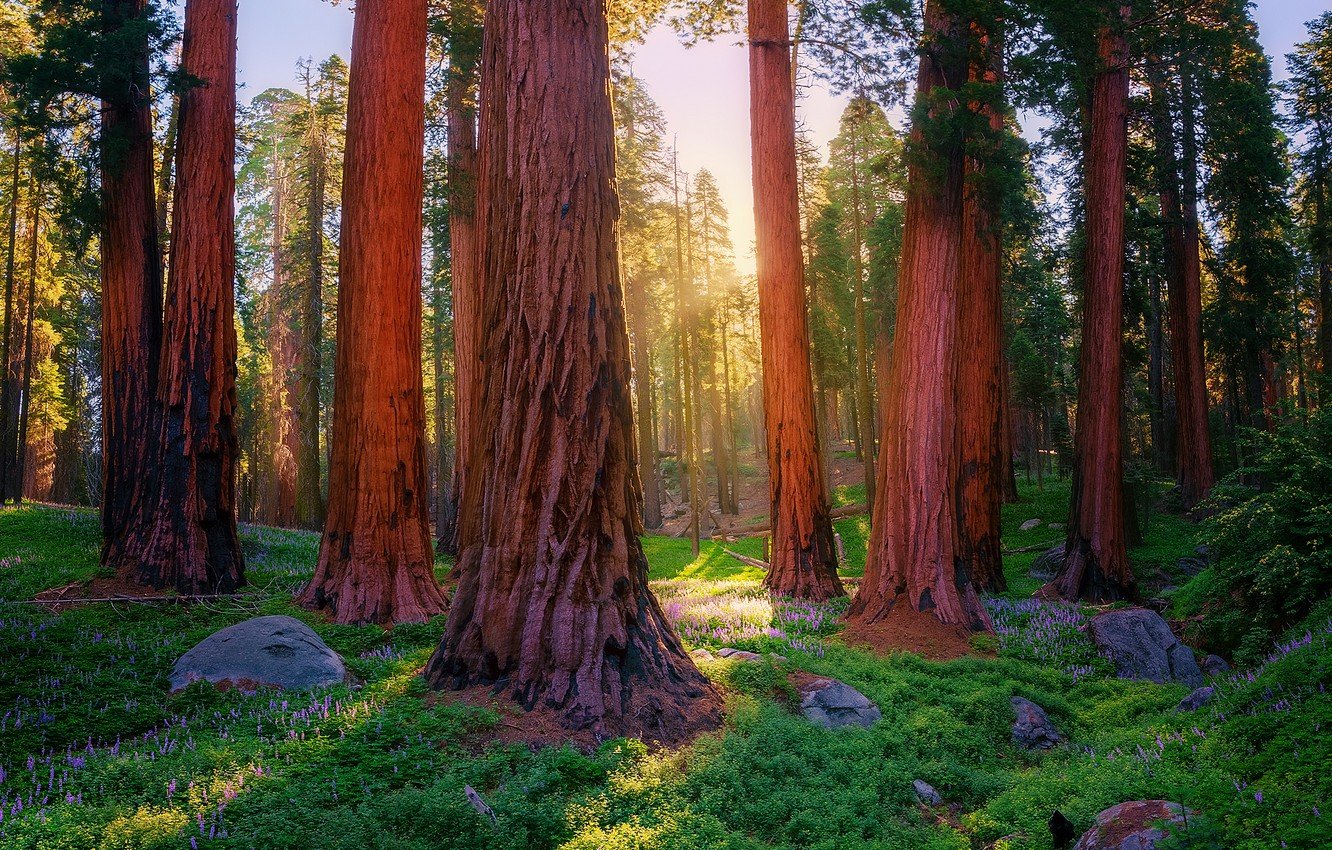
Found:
[713,502,868,539]
[1001,539,1063,556]
[717,545,770,571]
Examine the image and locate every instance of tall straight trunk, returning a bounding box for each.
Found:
[849,132,876,512]
[155,91,179,255]
[136,0,244,593]
[100,0,166,572]
[1000,364,1020,502]
[441,0,484,555]
[719,298,739,514]
[430,243,452,536]
[1050,9,1135,602]
[301,0,445,624]
[0,133,19,502]
[749,0,843,600]
[1168,64,1214,507]
[628,272,663,528]
[426,0,719,744]
[13,183,40,504]
[849,0,987,631]
[956,22,1006,594]
[672,160,700,553]
[295,75,327,530]
[1147,265,1169,470]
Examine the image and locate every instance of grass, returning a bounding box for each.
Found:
[0,489,1328,849]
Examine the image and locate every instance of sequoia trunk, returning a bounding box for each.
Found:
[301,0,446,624]
[426,0,720,744]
[1050,10,1135,602]
[748,0,843,600]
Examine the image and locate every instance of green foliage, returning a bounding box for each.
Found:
[1190,408,1332,661]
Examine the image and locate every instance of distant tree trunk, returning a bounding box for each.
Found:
[135,0,245,593]
[956,22,1006,594]
[673,163,701,554]
[1000,364,1019,502]
[426,0,720,744]
[301,0,446,625]
[1170,64,1214,508]
[1050,10,1135,602]
[0,133,20,503]
[13,183,40,505]
[719,297,740,514]
[99,0,166,573]
[440,0,484,555]
[294,73,327,531]
[628,271,664,528]
[849,1,988,631]
[749,0,843,600]
[849,130,876,513]
[155,90,179,255]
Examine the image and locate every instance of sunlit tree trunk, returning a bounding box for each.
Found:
[294,81,326,531]
[956,22,1006,593]
[0,133,19,502]
[301,0,445,624]
[440,0,484,554]
[135,0,245,593]
[99,0,166,573]
[13,184,41,505]
[427,0,719,744]
[627,270,664,528]
[850,1,988,631]
[749,0,843,600]
[1050,10,1135,602]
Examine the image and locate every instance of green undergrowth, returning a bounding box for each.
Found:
[0,499,1327,849]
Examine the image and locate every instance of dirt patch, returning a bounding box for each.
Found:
[424,681,722,754]
[31,575,178,610]
[838,604,980,661]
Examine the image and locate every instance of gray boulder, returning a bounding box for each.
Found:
[1088,609,1203,688]
[1030,545,1066,580]
[1011,696,1064,750]
[170,615,347,693]
[716,648,763,662]
[912,779,942,806]
[1020,518,1043,532]
[800,679,881,729]
[1202,654,1231,677]
[1072,800,1188,850]
[1175,686,1215,713]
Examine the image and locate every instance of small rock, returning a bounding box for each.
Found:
[1049,522,1065,531]
[689,648,715,661]
[1194,544,1210,559]
[1088,608,1204,688]
[767,653,788,664]
[1202,654,1230,676]
[1030,545,1066,580]
[1175,556,1208,577]
[1011,696,1064,750]
[912,779,942,806]
[800,679,882,729]
[1175,686,1214,713]
[1020,518,1043,532]
[170,615,347,693]
[716,647,762,662]
[1072,800,1188,850]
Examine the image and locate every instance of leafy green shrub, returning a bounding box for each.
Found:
[1194,406,1332,661]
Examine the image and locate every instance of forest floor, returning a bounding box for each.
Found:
[0,480,1329,849]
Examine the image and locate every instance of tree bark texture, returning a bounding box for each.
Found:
[748,0,843,601]
[99,0,166,574]
[301,0,446,625]
[295,74,327,531]
[1051,10,1135,602]
[956,23,1007,594]
[426,0,720,745]
[136,0,245,594]
[849,1,989,632]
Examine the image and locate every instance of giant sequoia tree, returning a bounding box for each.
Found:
[748,0,843,601]
[1048,5,1135,602]
[135,0,244,592]
[427,0,719,744]
[300,0,446,625]
[849,1,989,632]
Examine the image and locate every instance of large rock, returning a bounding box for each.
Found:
[912,779,942,806]
[1201,654,1230,677]
[1088,609,1203,688]
[800,679,881,729]
[1011,696,1064,750]
[1030,545,1066,580]
[1174,686,1215,713]
[1072,800,1188,850]
[170,615,347,692]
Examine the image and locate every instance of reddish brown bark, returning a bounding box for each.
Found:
[849,1,989,632]
[1049,10,1135,603]
[134,0,244,593]
[627,270,664,528]
[440,0,484,555]
[301,0,446,625]
[749,0,843,601]
[426,0,719,744]
[295,68,327,531]
[99,0,166,573]
[956,23,1007,594]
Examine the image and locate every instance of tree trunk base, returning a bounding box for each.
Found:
[1042,536,1136,603]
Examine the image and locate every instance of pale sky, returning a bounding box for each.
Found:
[228,0,1331,274]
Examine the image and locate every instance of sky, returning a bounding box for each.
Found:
[231,0,1332,274]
